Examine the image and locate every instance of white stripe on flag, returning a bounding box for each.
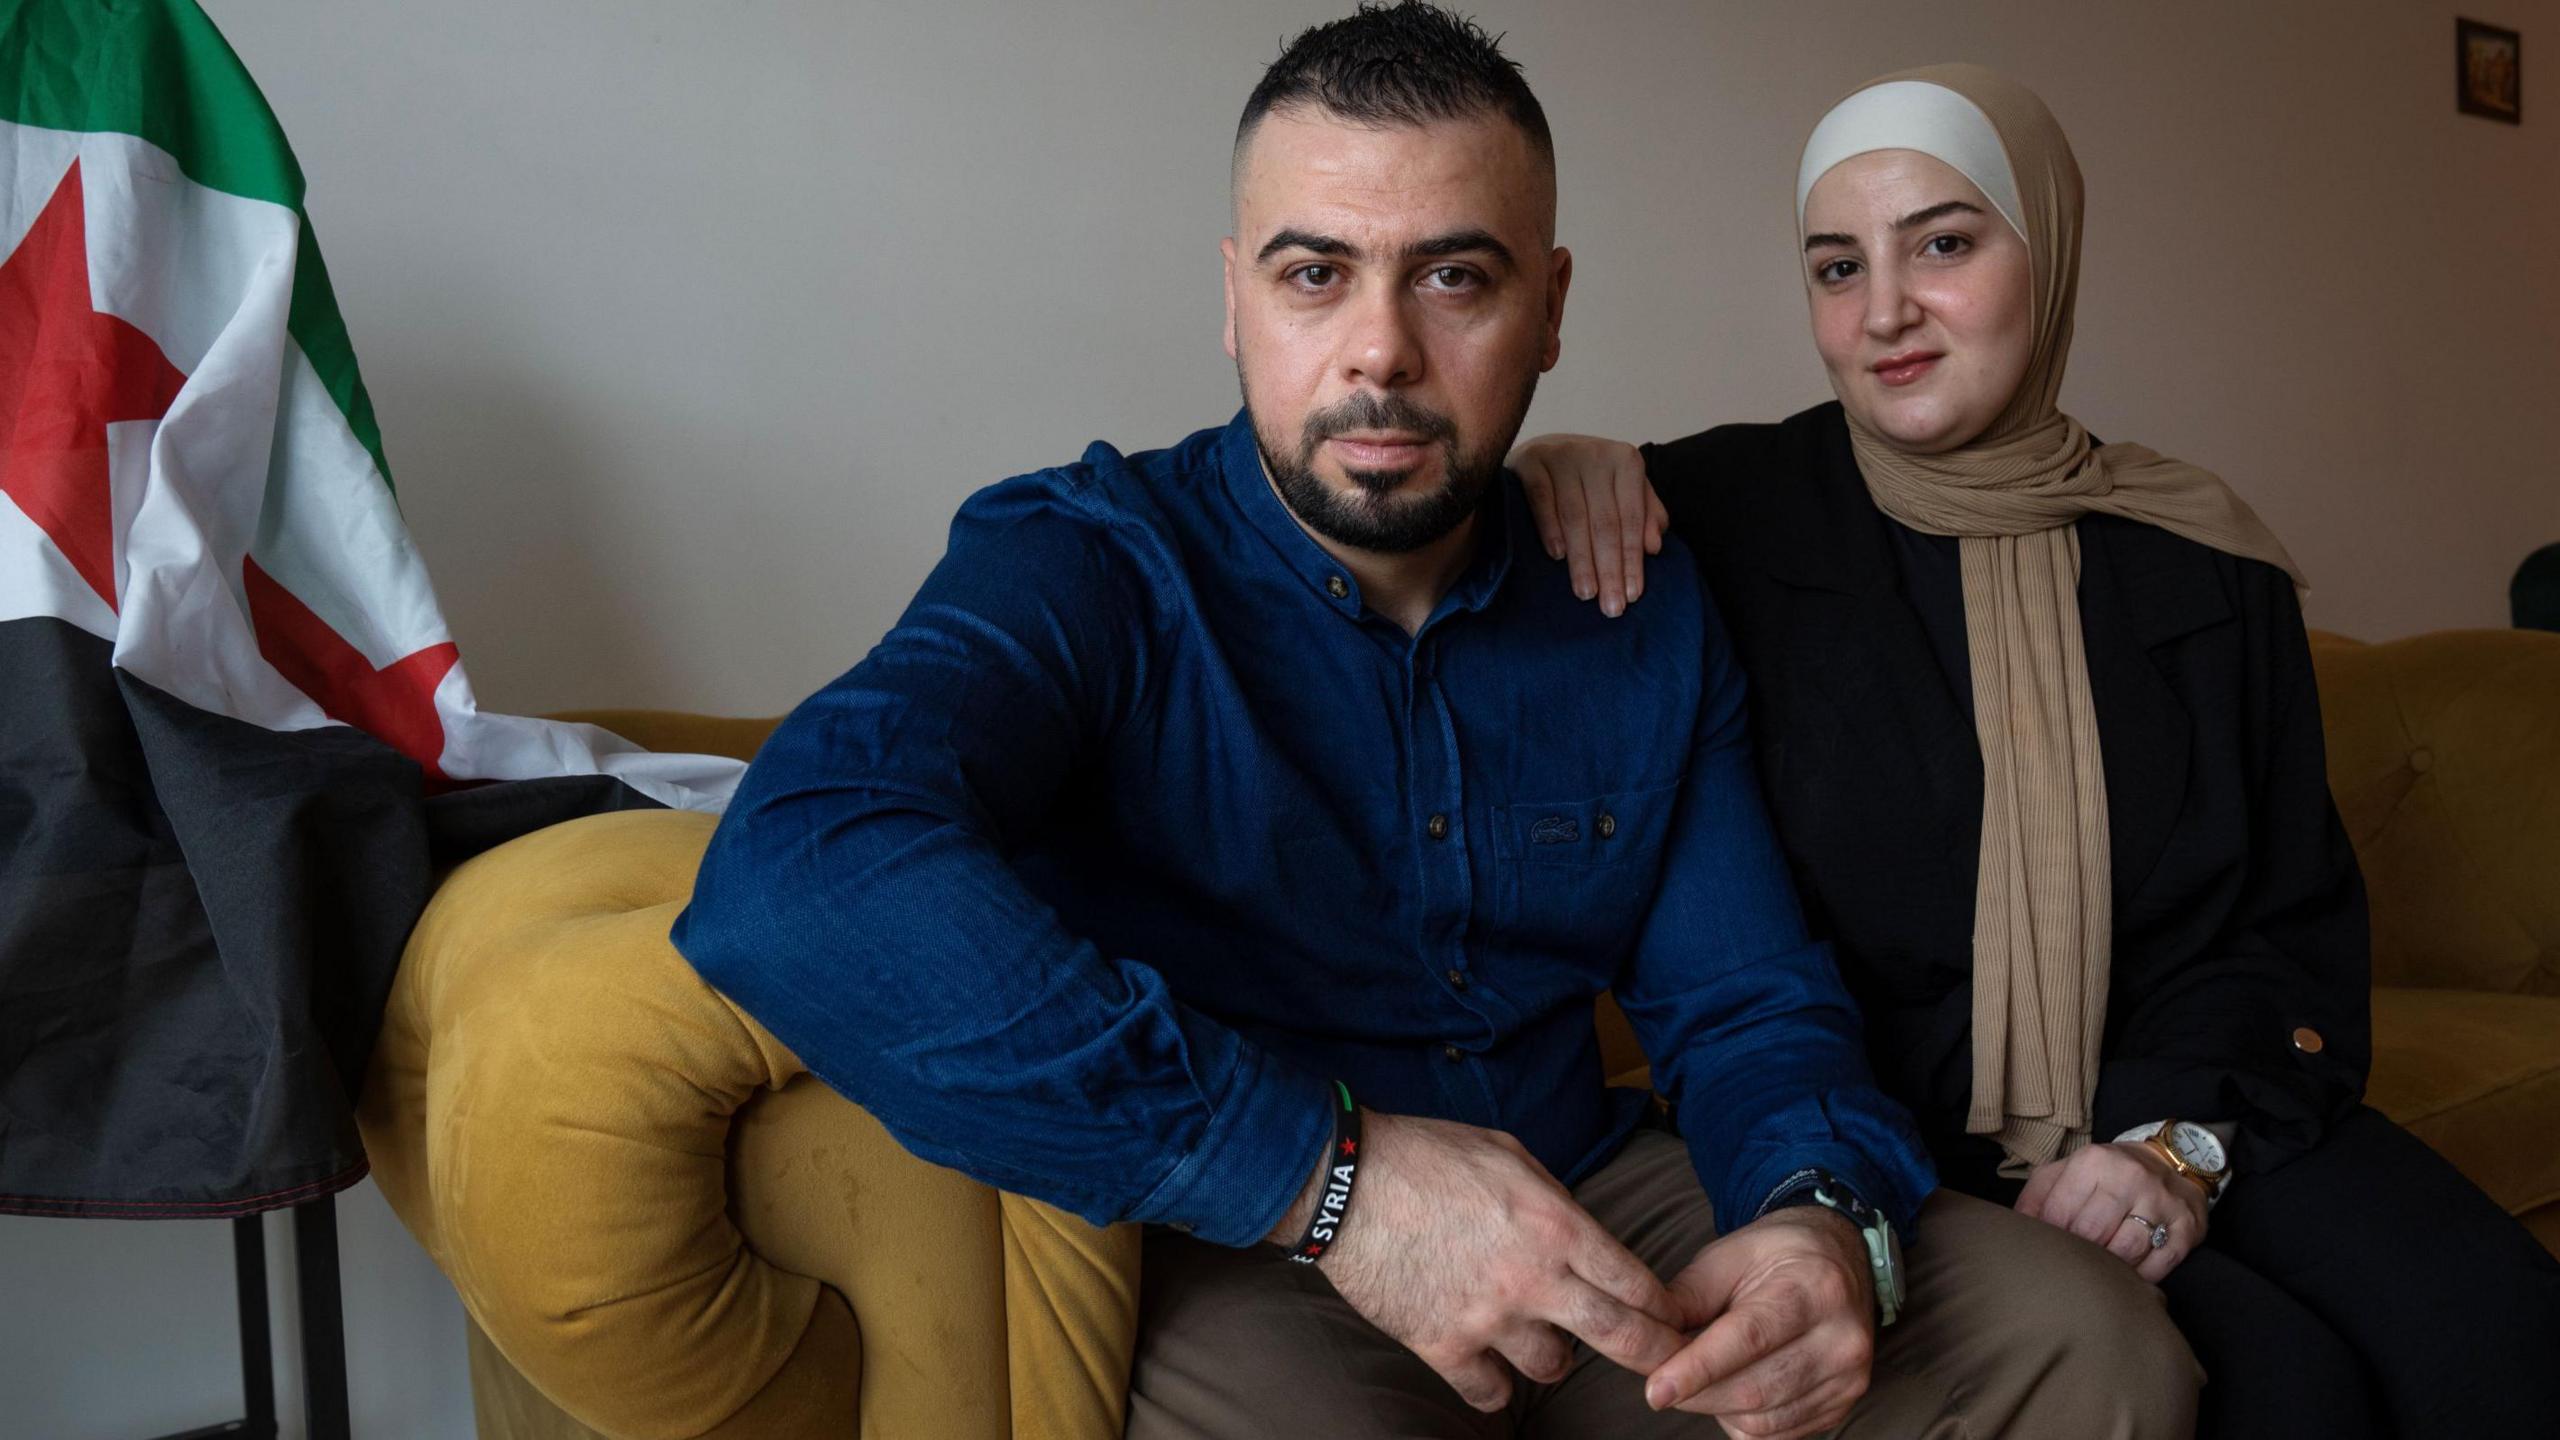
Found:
[0,122,81,258]
[79,126,299,378]
[251,346,451,668]
[436,678,755,813]
[0,487,116,639]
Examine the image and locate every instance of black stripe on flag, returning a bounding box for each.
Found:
[0,615,660,1217]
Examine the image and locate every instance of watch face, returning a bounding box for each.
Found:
[2167,1122,2227,1176]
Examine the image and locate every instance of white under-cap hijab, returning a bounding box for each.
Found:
[1794,79,2025,240]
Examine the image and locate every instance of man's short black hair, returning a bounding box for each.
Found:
[1236,2,1552,168]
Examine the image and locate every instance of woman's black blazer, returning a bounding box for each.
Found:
[1641,402,2370,1196]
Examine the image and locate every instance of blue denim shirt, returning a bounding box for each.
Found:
[673,411,1934,1248]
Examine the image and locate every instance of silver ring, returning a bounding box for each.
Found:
[2126,1213,2171,1249]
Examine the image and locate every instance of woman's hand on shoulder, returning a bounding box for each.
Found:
[1507,433,1667,618]
[2015,1141,2209,1285]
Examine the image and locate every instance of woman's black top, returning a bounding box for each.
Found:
[1641,402,2371,1197]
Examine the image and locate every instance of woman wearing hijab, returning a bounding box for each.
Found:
[1513,64,2560,1437]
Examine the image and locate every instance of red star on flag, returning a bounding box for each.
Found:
[246,558,461,787]
[0,159,462,785]
[0,159,187,611]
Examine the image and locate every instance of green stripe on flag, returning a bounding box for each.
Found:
[0,0,300,206]
[288,216,391,490]
[0,0,394,489]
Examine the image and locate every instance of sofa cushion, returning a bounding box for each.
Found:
[2367,986,2560,1218]
[2311,630,2560,995]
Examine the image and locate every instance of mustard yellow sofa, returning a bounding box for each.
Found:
[2311,631,2560,1257]
[357,629,2560,1439]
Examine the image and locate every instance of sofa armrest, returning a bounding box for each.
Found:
[361,805,1144,1438]
[360,809,854,1438]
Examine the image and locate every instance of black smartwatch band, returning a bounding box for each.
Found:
[1758,1166,1837,1219]
[1286,1082,1363,1264]
[1758,1167,1872,1225]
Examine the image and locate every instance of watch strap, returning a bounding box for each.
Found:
[2122,1120,2227,1208]
[1758,1169,1903,1328]
[1757,1167,1835,1218]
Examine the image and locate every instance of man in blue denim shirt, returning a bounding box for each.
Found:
[674,6,2196,1436]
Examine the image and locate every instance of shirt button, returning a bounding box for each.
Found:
[1327,575,1349,599]
[1427,813,1449,841]
[1442,1043,1464,1063]
[1445,968,1468,990]
[2291,1026,2326,1054]
[1597,812,1617,839]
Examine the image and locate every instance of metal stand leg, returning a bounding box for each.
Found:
[149,1215,279,1439]
[238,1215,280,1437]
[293,1197,351,1440]
[146,1196,348,1440]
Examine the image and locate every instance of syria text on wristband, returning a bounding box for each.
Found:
[1287,1082,1363,1265]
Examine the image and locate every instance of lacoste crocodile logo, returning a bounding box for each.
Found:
[1529,815,1580,845]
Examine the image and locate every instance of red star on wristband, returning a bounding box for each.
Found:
[1305,1243,1324,1256]
[1340,1137,1358,1157]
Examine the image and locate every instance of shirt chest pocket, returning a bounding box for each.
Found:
[1487,779,1680,962]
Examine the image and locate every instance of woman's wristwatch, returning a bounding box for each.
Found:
[2112,1119,2230,1209]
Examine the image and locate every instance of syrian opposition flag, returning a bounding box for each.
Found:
[0,0,743,1217]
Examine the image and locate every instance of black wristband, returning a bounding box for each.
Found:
[1756,1166,1828,1219]
[1286,1082,1363,1265]
[1757,1167,1868,1224]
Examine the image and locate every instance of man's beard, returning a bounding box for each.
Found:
[1246,374,1537,556]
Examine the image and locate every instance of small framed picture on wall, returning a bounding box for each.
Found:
[2457,18,2522,123]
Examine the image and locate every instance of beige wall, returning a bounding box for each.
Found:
[7,5,2547,1436]
[217,0,2560,720]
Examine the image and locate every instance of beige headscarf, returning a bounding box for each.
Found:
[1796,64,2305,1175]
